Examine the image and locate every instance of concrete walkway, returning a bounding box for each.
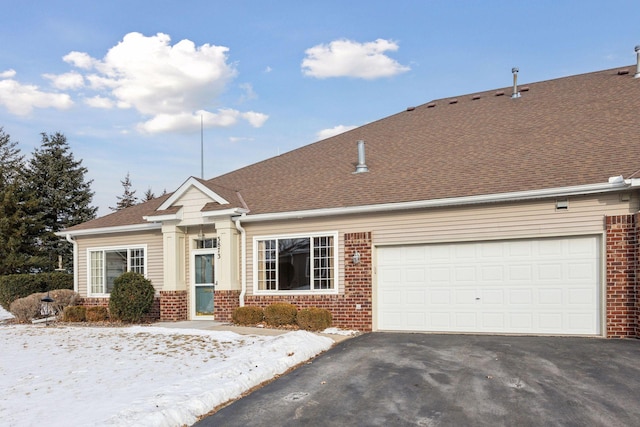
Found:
[152,320,355,343]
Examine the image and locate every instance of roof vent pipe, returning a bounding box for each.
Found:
[635,45,640,78]
[511,67,521,98]
[355,140,368,173]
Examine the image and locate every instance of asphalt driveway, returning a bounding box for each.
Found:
[196,333,640,426]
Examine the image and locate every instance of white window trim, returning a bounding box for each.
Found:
[252,231,339,295]
[86,244,148,297]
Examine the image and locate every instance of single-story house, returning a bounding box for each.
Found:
[58,58,640,338]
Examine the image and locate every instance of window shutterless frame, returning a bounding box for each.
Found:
[86,244,148,296]
[253,232,339,295]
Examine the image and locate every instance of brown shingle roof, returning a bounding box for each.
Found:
[210,65,640,214]
[67,65,640,230]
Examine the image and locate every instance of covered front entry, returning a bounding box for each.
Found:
[377,236,601,335]
[191,248,218,319]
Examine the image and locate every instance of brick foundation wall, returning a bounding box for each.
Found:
[159,290,188,321]
[605,215,638,338]
[245,232,373,331]
[214,290,241,322]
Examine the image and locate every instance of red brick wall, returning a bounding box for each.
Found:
[245,232,373,331]
[159,290,188,321]
[605,215,638,338]
[214,290,241,322]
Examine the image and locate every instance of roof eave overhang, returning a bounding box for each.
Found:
[236,179,639,223]
[202,208,250,218]
[55,222,163,238]
[142,207,184,223]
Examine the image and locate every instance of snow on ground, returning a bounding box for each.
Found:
[0,325,333,426]
[0,305,13,321]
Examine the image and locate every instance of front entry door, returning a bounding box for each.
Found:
[191,249,217,319]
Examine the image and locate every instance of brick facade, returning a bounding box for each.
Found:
[159,290,188,321]
[605,215,639,338]
[244,232,373,331]
[213,290,241,322]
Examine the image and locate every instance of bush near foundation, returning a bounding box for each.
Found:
[9,293,45,323]
[232,306,264,325]
[48,289,80,315]
[86,306,109,322]
[296,307,332,331]
[63,306,87,322]
[108,272,155,323]
[0,272,73,311]
[264,303,297,326]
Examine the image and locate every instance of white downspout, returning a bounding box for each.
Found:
[65,234,79,293]
[233,216,247,307]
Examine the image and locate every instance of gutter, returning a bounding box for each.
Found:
[237,179,639,223]
[65,234,79,293]
[55,222,162,238]
[233,215,247,307]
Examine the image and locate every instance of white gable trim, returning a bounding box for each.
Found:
[158,177,229,210]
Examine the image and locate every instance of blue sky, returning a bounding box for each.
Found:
[1,1,639,215]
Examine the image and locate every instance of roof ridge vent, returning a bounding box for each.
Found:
[511,67,521,98]
[354,140,368,173]
[635,45,640,78]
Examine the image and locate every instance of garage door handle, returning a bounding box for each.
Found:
[475,297,480,300]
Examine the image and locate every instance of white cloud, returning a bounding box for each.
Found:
[229,136,254,143]
[137,108,268,134]
[241,111,269,128]
[43,71,84,90]
[302,38,410,79]
[0,69,16,79]
[238,83,257,103]
[84,95,114,109]
[62,32,267,133]
[0,74,73,116]
[317,124,358,140]
[63,51,97,69]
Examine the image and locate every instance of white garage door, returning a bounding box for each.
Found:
[377,236,600,335]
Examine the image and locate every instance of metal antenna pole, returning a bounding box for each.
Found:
[200,114,204,179]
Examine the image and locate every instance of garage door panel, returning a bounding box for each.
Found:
[377,236,600,335]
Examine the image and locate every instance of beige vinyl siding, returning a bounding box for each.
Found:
[75,230,163,296]
[175,187,214,225]
[242,193,637,296]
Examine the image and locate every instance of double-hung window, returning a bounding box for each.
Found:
[255,233,337,293]
[88,245,147,295]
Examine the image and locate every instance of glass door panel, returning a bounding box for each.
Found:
[193,251,216,318]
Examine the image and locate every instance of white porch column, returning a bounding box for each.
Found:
[162,223,186,291]
[213,218,240,291]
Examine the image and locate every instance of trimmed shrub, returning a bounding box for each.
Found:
[264,303,297,326]
[63,305,87,322]
[9,293,45,323]
[108,272,155,323]
[232,306,264,325]
[297,307,332,331]
[0,272,73,311]
[48,289,80,315]
[86,306,109,322]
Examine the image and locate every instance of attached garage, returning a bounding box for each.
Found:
[377,236,601,335]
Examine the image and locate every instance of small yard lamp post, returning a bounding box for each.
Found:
[41,292,54,326]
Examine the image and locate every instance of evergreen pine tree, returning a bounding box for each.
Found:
[110,172,139,210]
[142,187,155,202]
[27,132,97,271]
[0,128,47,273]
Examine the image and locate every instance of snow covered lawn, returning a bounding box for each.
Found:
[0,323,333,426]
